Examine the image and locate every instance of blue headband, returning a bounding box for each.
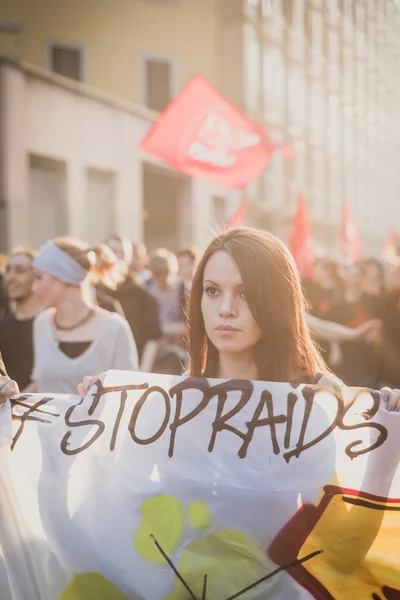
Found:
[33,241,88,286]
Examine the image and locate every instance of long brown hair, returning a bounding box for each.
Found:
[188,227,328,382]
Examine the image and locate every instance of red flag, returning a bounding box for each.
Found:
[225,191,249,230]
[340,202,362,262]
[140,75,292,189]
[288,194,314,279]
[381,230,398,262]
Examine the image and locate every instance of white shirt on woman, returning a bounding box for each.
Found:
[32,308,138,394]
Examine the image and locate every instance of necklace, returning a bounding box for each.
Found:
[54,308,95,331]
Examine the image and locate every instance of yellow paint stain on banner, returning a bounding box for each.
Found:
[133,494,273,599]
[58,573,131,600]
[164,528,270,599]
[187,500,215,532]
[134,495,184,564]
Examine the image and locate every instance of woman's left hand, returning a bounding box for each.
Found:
[77,375,98,397]
[380,387,400,412]
[0,376,19,405]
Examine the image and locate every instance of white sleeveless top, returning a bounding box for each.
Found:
[32,308,138,394]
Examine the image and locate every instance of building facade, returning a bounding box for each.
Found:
[1,0,400,254]
[222,0,400,253]
[0,59,232,252]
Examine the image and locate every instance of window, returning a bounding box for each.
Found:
[246,0,260,19]
[288,66,306,134]
[47,42,86,82]
[328,29,340,89]
[343,46,354,102]
[264,0,284,40]
[326,0,340,25]
[309,81,325,145]
[291,0,305,29]
[355,60,366,108]
[289,0,305,58]
[327,96,341,154]
[265,130,285,207]
[328,159,342,220]
[292,139,307,190]
[284,0,294,27]
[263,47,285,123]
[29,155,67,248]
[366,20,376,54]
[262,0,272,18]
[86,168,116,244]
[311,10,324,53]
[142,57,175,112]
[355,4,366,56]
[266,151,285,206]
[244,25,261,113]
[343,114,355,164]
[312,150,325,216]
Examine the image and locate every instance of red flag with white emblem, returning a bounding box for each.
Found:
[288,194,314,279]
[140,75,293,189]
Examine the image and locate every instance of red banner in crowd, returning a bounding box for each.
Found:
[340,202,362,262]
[224,191,249,230]
[140,75,293,189]
[381,230,398,262]
[288,193,314,279]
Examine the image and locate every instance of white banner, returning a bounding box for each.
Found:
[0,370,399,600]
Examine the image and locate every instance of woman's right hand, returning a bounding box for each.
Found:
[77,375,98,397]
[0,376,19,405]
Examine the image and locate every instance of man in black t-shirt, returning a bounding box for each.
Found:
[328,264,379,388]
[0,249,41,390]
[100,275,162,362]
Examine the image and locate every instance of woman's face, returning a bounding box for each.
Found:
[32,270,66,307]
[5,254,34,301]
[201,250,262,357]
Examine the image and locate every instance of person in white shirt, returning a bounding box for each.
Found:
[25,237,138,395]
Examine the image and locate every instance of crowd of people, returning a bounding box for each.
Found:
[0,235,198,395]
[0,230,399,395]
[1,227,398,600]
[303,255,400,389]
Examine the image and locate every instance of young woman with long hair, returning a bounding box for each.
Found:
[188,227,336,385]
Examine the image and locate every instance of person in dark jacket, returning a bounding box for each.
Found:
[99,275,162,372]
